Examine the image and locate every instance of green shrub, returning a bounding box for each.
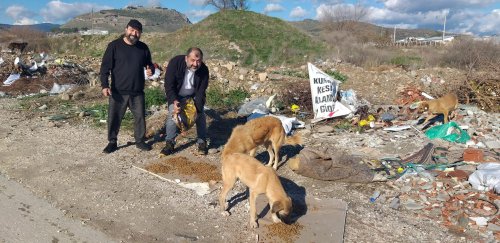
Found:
[206,85,249,109]
[325,70,348,82]
[206,85,225,108]
[144,87,166,108]
[224,88,249,108]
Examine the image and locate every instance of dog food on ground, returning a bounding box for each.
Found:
[261,222,304,243]
[145,156,222,182]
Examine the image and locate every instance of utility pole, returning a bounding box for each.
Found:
[442,13,446,41]
[91,8,94,33]
[393,26,396,43]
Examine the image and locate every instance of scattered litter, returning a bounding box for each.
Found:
[425,121,470,143]
[3,73,21,86]
[468,163,500,193]
[49,83,75,94]
[470,217,488,226]
[421,92,435,99]
[383,125,412,132]
[238,96,270,116]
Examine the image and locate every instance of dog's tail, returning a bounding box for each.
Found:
[285,133,302,145]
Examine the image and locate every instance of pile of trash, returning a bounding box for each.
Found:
[0,51,94,96]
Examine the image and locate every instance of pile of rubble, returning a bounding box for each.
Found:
[295,88,500,241]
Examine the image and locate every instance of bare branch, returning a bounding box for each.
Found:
[206,0,249,10]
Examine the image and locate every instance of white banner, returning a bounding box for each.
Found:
[308,63,350,122]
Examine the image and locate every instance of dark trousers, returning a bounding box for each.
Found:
[107,93,146,143]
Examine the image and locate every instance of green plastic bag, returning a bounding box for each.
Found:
[425,121,470,144]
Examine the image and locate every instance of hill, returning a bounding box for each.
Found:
[290,19,445,42]
[61,6,191,33]
[0,23,60,32]
[150,10,326,67]
[50,10,326,68]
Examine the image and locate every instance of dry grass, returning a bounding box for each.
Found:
[0,27,50,52]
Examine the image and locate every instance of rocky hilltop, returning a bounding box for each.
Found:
[62,6,191,33]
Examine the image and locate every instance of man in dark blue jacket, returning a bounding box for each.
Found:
[100,19,155,153]
[161,47,209,155]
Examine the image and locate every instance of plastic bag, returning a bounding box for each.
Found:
[173,98,197,133]
[425,121,470,143]
[237,97,270,116]
[468,163,500,194]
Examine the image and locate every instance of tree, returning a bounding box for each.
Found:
[206,0,249,10]
[319,1,368,31]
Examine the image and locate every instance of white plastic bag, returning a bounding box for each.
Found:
[3,73,20,86]
[468,162,500,194]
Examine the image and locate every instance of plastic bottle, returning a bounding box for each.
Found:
[370,190,381,203]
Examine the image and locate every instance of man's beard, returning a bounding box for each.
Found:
[126,34,139,44]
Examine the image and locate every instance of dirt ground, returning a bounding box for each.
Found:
[0,95,487,243]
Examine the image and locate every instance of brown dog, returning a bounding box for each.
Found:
[222,116,302,170]
[418,93,458,123]
[220,153,292,228]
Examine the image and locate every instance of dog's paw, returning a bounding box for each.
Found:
[221,211,230,217]
[272,214,283,223]
[250,221,259,228]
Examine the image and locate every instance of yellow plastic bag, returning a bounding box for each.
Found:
[173,98,197,134]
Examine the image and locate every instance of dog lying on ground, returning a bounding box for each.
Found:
[220,153,292,228]
[418,93,458,123]
[222,116,302,170]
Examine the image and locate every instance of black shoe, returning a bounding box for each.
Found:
[197,141,207,155]
[136,141,152,151]
[103,142,117,154]
[160,141,175,156]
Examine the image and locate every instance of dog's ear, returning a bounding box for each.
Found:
[271,201,284,214]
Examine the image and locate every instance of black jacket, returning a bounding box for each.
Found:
[164,55,209,112]
[100,38,154,95]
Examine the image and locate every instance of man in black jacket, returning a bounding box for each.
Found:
[161,47,209,155]
[100,19,155,153]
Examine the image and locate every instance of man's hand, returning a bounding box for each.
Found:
[102,88,111,97]
[173,100,181,114]
[146,65,153,77]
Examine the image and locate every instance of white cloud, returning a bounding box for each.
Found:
[14,17,39,25]
[186,9,214,19]
[188,0,208,6]
[290,6,307,18]
[146,0,161,8]
[447,9,500,35]
[263,3,285,13]
[40,1,112,23]
[365,5,500,35]
[381,0,496,13]
[5,5,38,24]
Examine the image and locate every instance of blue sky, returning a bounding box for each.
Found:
[0,0,499,36]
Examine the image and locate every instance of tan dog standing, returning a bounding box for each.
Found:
[220,153,292,228]
[418,93,458,123]
[222,116,302,170]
